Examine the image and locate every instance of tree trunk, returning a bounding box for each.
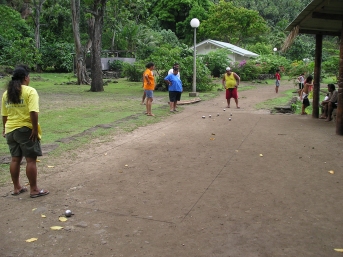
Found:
[336,22,343,135]
[89,0,108,92]
[71,0,91,85]
[32,0,46,72]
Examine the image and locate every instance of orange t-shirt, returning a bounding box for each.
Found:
[143,69,155,90]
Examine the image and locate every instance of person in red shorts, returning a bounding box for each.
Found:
[222,67,240,108]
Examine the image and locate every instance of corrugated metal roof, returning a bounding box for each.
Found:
[195,39,259,57]
[285,0,343,36]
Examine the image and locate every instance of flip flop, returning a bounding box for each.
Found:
[11,187,28,196]
[30,189,49,198]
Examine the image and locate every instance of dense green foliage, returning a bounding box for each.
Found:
[199,1,269,45]
[0,0,339,82]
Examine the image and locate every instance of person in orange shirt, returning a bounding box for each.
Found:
[143,62,155,116]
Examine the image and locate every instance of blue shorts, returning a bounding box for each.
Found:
[145,90,153,98]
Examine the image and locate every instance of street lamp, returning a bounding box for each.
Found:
[190,18,200,97]
[273,47,277,55]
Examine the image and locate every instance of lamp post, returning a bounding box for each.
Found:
[190,18,200,97]
[273,47,277,55]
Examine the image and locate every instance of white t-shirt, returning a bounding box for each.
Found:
[168,69,180,79]
[298,75,304,83]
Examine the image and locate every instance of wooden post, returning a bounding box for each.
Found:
[312,34,322,118]
[336,23,343,135]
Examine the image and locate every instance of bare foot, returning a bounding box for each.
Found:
[147,113,155,116]
[301,113,307,115]
[319,116,327,119]
[226,106,230,108]
[325,118,332,122]
[236,106,240,109]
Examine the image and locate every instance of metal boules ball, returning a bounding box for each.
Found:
[202,116,205,119]
[229,118,232,121]
[65,210,72,217]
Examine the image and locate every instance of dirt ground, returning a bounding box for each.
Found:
[1,82,342,257]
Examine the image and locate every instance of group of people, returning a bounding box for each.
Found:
[297,73,337,120]
[141,62,184,116]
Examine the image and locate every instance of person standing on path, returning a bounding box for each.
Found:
[164,67,183,112]
[300,75,313,115]
[275,69,281,93]
[298,73,305,90]
[1,65,49,198]
[222,67,240,108]
[143,62,155,116]
[168,63,180,78]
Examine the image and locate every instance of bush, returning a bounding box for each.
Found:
[122,61,145,82]
[40,42,74,72]
[0,38,40,68]
[232,60,262,81]
[201,49,232,77]
[109,60,124,71]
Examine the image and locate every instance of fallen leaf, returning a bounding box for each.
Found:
[25,238,38,243]
[48,165,54,168]
[119,170,123,173]
[334,249,343,252]
[260,154,263,157]
[210,138,215,140]
[211,133,215,135]
[50,226,63,230]
[36,160,41,162]
[32,208,37,211]
[104,153,107,155]
[59,217,68,222]
[235,150,239,152]
[328,170,335,174]
[125,164,128,167]
[41,214,46,218]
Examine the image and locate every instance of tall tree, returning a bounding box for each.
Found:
[31,0,46,71]
[87,0,108,92]
[151,0,213,39]
[199,1,269,45]
[71,0,91,85]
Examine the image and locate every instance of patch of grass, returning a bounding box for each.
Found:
[0,74,259,185]
[255,89,296,110]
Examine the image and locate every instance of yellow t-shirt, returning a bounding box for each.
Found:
[1,85,42,139]
[224,73,237,89]
[143,69,155,90]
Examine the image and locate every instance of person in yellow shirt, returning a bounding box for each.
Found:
[222,67,241,108]
[1,65,49,198]
[143,62,155,116]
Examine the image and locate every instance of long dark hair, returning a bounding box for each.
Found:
[7,66,29,104]
[305,75,313,84]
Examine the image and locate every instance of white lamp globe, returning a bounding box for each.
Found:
[273,47,277,52]
[190,18,200,28]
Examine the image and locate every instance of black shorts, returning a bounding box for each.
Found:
[299,83,304,89]
[331,102,337,109]
[169,91,182,102]
[303,97,310,107]
[6,127,42,157]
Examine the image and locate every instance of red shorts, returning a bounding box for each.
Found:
[226,88,238,99]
